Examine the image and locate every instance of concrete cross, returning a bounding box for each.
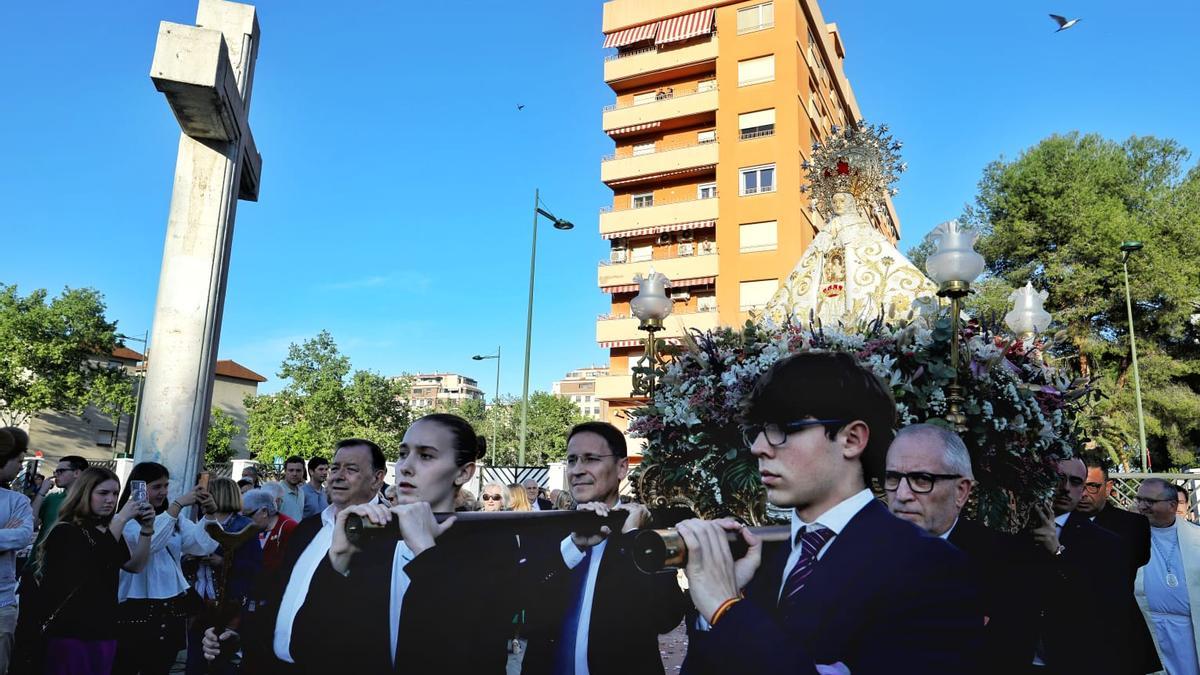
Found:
[134,0,261,498]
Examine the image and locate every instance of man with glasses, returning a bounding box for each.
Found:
[1134,478,1200,674]
[1076,459,1160,674]
[522,421,686,675]
[678,352,981,674]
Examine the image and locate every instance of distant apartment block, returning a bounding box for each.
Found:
[403,372,486,410]
[553,366,609,420]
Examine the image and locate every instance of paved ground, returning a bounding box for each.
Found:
[659,622,689,672]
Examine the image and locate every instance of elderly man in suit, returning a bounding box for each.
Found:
[679,353,982,675]
[1076,458,1160,673]
[1135,478,1200,675]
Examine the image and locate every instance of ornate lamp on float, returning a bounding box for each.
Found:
[630,269,673,398]
[1004,281,1052,341]
[925,220,986,431]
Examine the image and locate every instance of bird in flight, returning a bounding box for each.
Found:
[1049,14,1080,32]
[517,104,525,111]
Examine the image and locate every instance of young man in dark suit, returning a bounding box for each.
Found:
[522,421,687,675]
[202,438,389,673]
[678,352,982,675]
[1075,458,1160,673]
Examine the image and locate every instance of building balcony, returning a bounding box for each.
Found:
[595,309,720,344]
[602,0,715,34]
[599,196,718,237]
[601,140,717,186]
[603,36,718,83]
[598,249,718,288]
[603,87,718,134]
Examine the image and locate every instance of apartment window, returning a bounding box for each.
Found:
[632,192,654,208]
[632,91,658,106]
[740,279,779,311]
[632,142,655,157]
[697,130,716,144]
[631,244,653,262]
[739,109,776,140]
[740,164,775,195]
[736,2,774,34]
[737,55,774,86]
[96,429,115,446]
[740,221,778,253]
[697,294,718,312]
[697,182,717,199]
[697,78,717,92]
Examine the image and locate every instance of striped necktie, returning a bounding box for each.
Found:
[779,526,835,606]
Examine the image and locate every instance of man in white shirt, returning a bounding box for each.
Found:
[0,429,33,673]
[1135,478,1200,675]
[203,438,386,672]
[677,352,981,675]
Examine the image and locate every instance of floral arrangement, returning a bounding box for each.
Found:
[629,316,1093,530]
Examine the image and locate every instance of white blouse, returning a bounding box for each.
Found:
[118,511,219,602]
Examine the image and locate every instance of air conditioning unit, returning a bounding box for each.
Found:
[656,233,673,245]
[678,230,695,242]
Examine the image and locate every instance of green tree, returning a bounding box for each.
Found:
[963,132,1200,468]
[442,393,588,466]
[245,331,414,463]
[206,408,241,464]
[0,284,132,427]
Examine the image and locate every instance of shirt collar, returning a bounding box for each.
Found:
[320,494,385,527]
[789,488,875,548]
[1054,512,1070,528]
[939,517,960,540]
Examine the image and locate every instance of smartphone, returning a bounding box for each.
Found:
[131,480,148,503]
[197,472,210,491]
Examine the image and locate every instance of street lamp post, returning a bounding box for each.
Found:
[1121,241,1149,470]
[630,270,674,399]
[925,220,986,432]
[519,189,574,466]
[471,347,501,462]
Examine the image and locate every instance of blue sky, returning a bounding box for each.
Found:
[4,1,1197,397]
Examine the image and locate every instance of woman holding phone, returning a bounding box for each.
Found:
[114,462,218,675]
[35,467,155,674]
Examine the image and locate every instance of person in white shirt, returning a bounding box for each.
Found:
[114,462,217,675]
[1135,478,1200,675]
[0,429,33,674]
[279,456,307,522]
[201,438,386,671]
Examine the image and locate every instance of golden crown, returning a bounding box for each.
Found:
[801,120,905,219]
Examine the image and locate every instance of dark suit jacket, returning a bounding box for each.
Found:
[522,532,687,675]
[948,518,1029,675]
[1091,505,1161,673]
[682,500,983,675]
[535,497,554,511]
[1012,511,1128,675]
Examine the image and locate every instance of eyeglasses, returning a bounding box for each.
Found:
[1082,481,1108,495]
[565,454,616,468]
[741,419,846,448]
[480,494,503,501]
[1135,496,1174,506]
[883,471,962,494]
[1055,473,1085,488]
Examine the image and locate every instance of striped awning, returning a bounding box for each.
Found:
[606,164,717,187]
[603,22,659,49]
[599,338,684,349]
[602,276,716,294]
[606,121,661,136]
[655,9,715,46]
[601,219,715,240]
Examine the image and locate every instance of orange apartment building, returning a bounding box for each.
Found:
[594,0,900,445]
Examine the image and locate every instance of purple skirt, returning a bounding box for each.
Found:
[45,637,117,675]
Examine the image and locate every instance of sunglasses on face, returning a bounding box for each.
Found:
[481,494,503,501]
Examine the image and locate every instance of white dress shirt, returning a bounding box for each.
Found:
[779,489,876,601]
[560,536,608,675]
[274,503,337,663]
[119,511,218,602]
[387,541,415,667]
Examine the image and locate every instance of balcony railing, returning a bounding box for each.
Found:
[600,193,715,214]
[739,127,775,141]
[601,136,717,162]
[603,84,717,112]
[599,245,717,267]
[604,33,717,62]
